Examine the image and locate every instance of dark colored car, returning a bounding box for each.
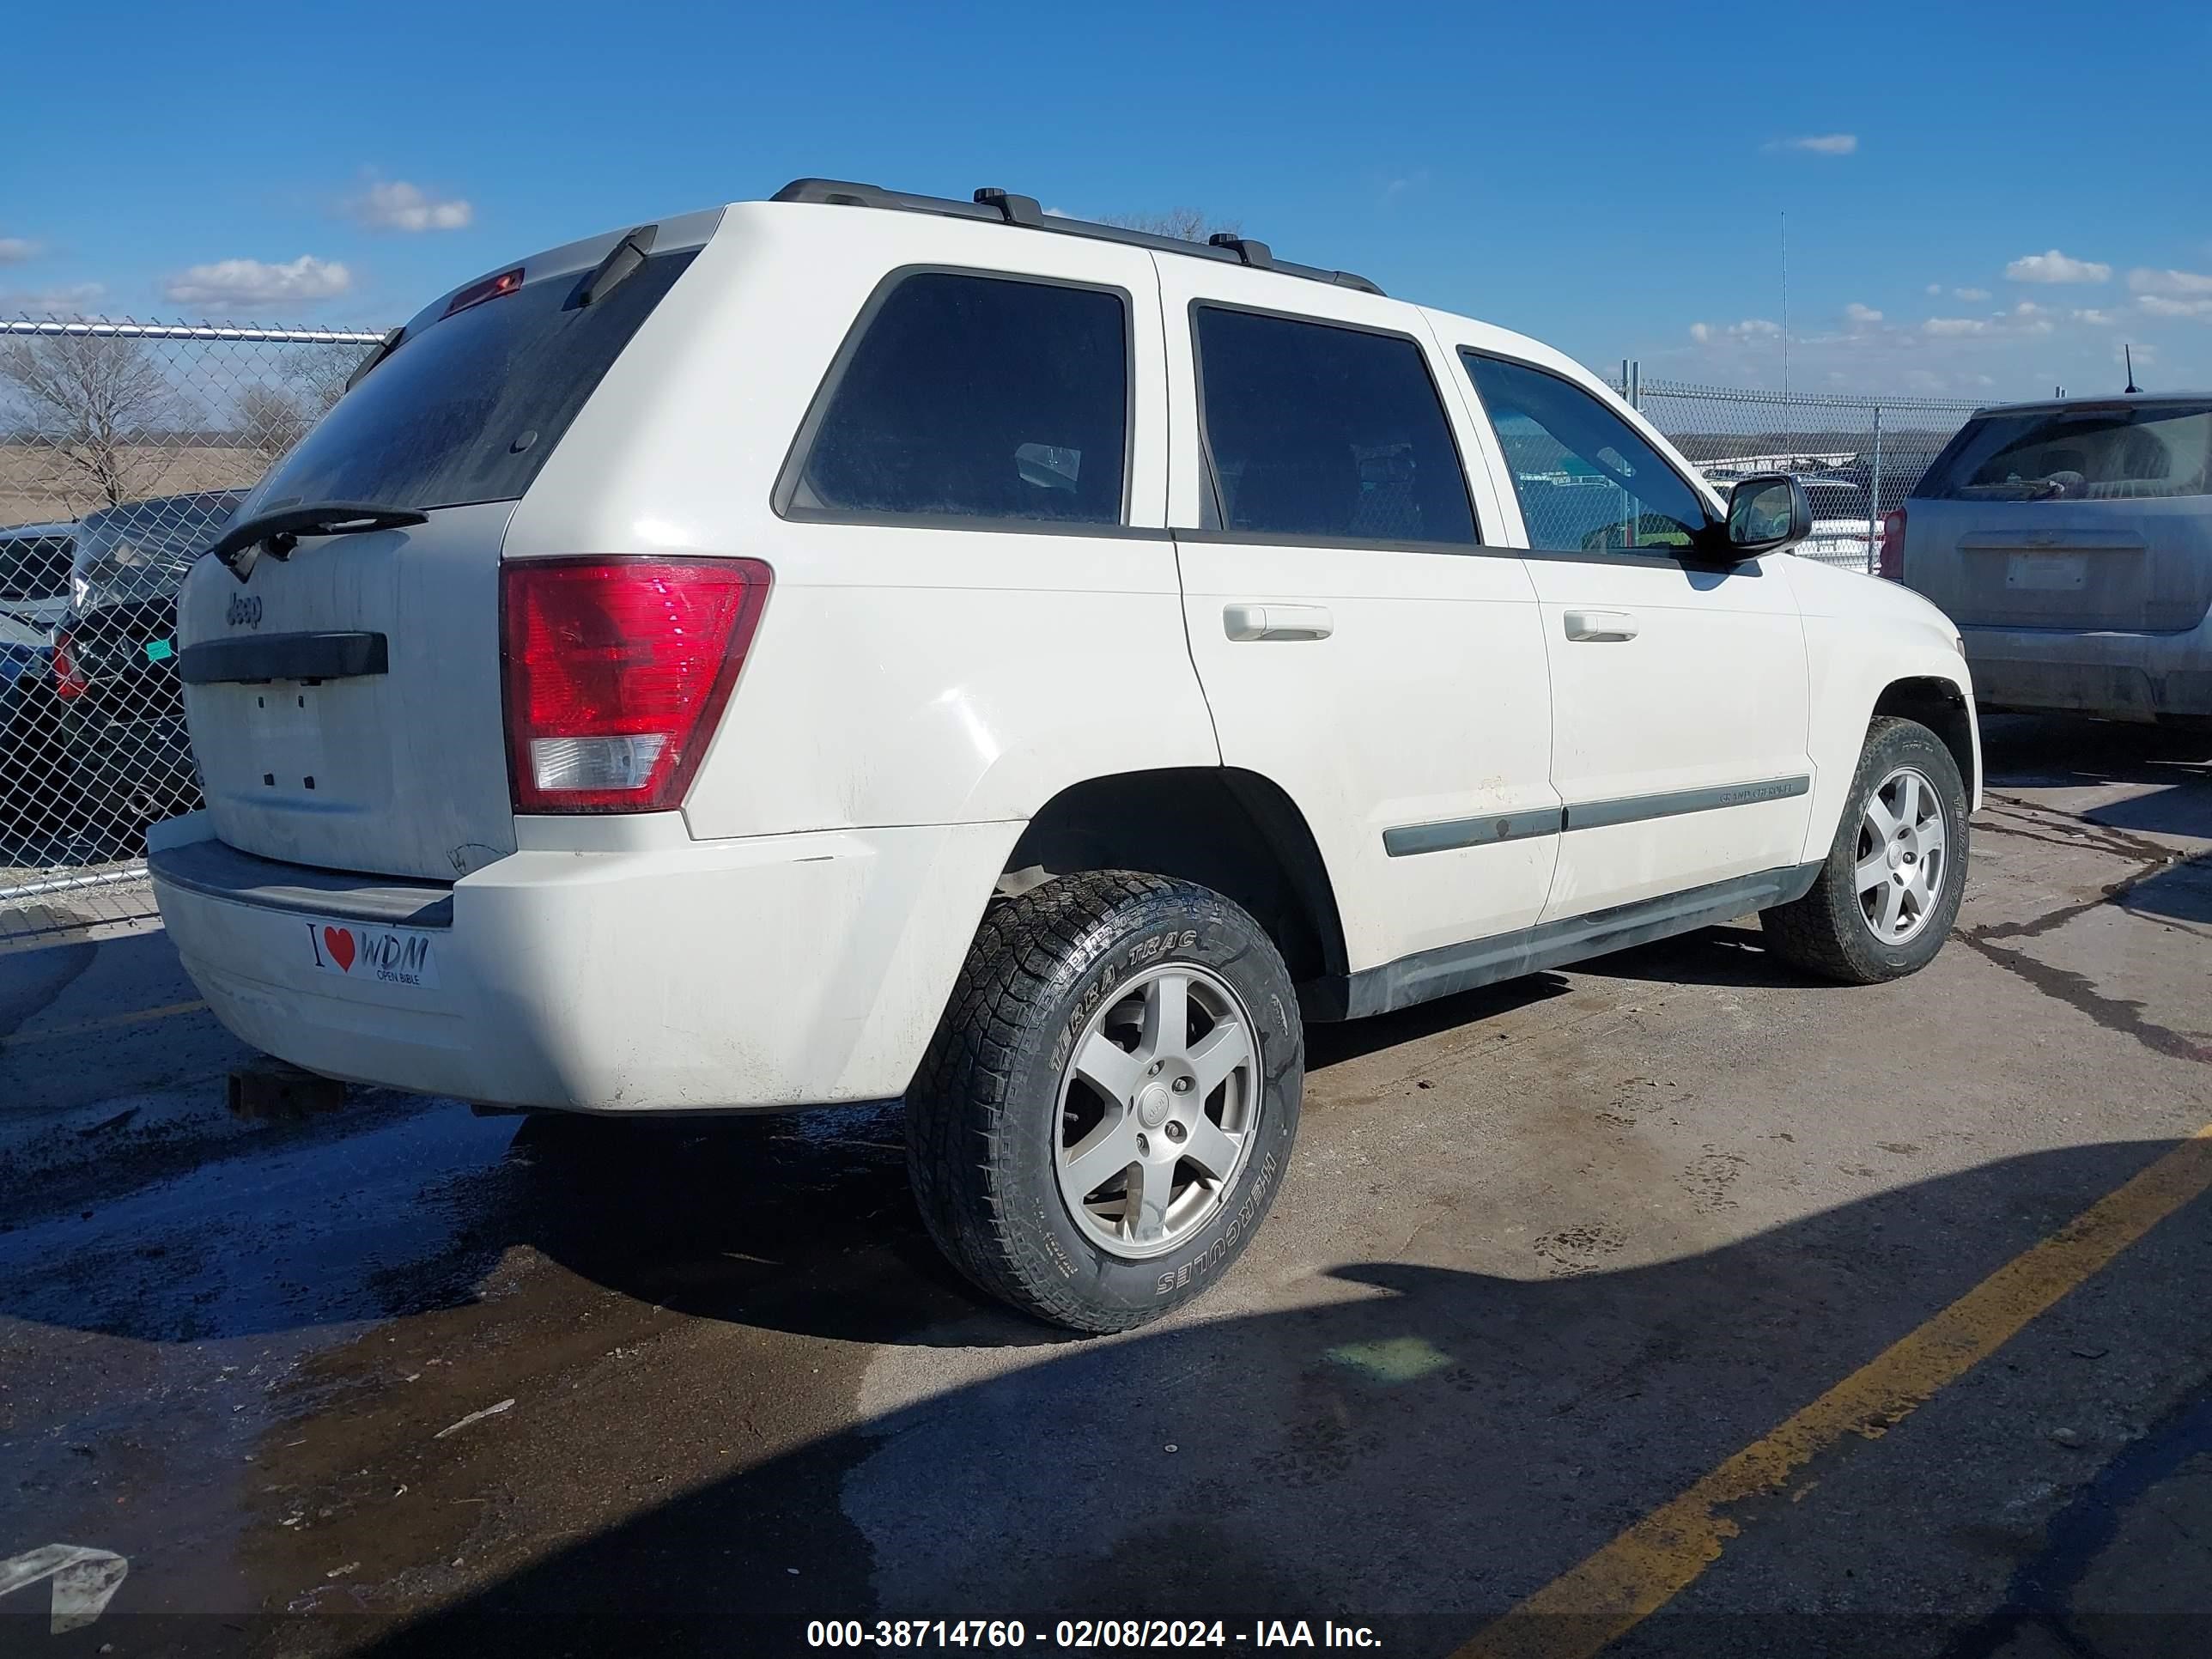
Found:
[54,492,244,839]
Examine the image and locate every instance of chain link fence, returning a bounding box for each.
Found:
[1616,372,1983,572]
[2,318,383,939]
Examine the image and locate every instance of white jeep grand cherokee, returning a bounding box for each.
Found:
[150,180,1977,1332]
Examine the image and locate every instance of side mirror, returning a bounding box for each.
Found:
[1723,473,1813,557]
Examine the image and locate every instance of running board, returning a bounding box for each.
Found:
[1302,862,1824,1022]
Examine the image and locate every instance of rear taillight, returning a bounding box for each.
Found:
[501,557,771,814]
[52,629,87,699]
[1877,509,1906,581]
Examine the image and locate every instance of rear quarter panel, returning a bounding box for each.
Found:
[504,201,1218,841]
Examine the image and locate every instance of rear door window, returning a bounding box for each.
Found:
[1916,403,2212,501]
[783,271,1129,526]
[249,251,698,513]
[1192,307,1476,544]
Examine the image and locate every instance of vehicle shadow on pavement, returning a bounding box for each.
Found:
[331,1138,2211,1659]
[1979,714,2211,806]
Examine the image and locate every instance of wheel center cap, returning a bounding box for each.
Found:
[1887,843,1904,871]
[1137,1083,1174,1130]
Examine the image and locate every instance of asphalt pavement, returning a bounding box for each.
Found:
[2,714,2208,1658]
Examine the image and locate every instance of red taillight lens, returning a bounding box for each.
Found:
[501,557,771,814]
[52,629,87,699]
[1877,509,1906,581]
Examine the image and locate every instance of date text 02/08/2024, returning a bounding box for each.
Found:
[804,1620,1383,1649]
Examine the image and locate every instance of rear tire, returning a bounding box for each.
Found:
[1761,716,1969,984]
[906,872,1303,1334]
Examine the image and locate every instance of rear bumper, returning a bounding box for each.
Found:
[1960,620,2212,722]
[149,812,1019,1112]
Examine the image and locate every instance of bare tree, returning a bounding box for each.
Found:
[289,341,366,416]
[236,382,313,465]
[234,344,364,465]
[1100,208,1241,245]
[0,333,179,508]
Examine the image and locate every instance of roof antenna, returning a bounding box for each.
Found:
[2123,343,2140,394]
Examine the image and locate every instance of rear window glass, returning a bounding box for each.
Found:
[787,271,1129,525]
[0,534,73,600]
[1916,403,2212,502]
[249,251,697,513]
[74,493,243,608]
[1195,307,1476,544]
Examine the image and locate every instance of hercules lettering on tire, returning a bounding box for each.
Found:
[904,871,1304,1334]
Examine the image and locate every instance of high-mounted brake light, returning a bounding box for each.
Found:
[444,267,525,318]
[1877,509,1906,581]
[52,629,88,699]
[501,557,771,814]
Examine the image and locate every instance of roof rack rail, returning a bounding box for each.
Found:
[770,179,1384,297]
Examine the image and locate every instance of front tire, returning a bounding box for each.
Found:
[1762,716,1969,984]
[906,872,1304,1334]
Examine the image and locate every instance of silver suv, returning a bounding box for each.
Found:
[1894,393,2212,725]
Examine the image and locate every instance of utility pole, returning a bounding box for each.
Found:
[1781,210,1790,401]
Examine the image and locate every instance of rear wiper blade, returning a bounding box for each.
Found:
[206,501,428,584]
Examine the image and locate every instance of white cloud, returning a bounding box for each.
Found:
[2128,267,2212,295]
[1042,206,1073,218]
[1775,133,1857,155]
[1955,287,1990,301]
[1923,317,1990,337]
[1925,283,1942,295]
[1844,302,1883,325]
[2072,308,2115,325]
[0,281,105,318]
[349,179,473,233]
[2138,293,2212,319]
[2005,249,2111,284]
[0,236,42,264]
[162,255,353,309]
[1689,317,1784,346]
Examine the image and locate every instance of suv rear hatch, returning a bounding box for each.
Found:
[1905,398,2212,633]
[176,213,719,882]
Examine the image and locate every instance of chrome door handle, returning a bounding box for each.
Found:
[1224,603,1334,642]
[1563,609,1639,642]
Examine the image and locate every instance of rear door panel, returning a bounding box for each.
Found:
[1156,261,1556,975]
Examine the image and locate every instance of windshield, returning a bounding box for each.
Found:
[1916,403,2212,502]
[247,250,697,514]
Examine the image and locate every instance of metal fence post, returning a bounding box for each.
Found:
[1869,404,1884,574]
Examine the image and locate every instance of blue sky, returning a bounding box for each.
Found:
[5,0,2209,398]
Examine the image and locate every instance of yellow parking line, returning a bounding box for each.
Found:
[0,1000,209,1048]
[1455,1123,2212,1659]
